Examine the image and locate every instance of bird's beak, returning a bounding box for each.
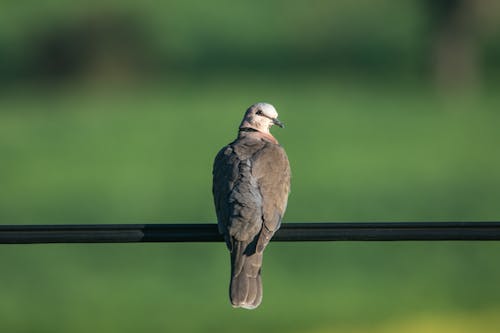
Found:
[273,118,285,128]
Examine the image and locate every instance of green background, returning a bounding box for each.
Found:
[1,1,500,332]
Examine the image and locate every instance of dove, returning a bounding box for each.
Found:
[212,102,291,309]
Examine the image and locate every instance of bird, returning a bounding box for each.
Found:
[212,102,291,309]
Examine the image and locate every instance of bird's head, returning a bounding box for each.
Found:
[239,102,284,134]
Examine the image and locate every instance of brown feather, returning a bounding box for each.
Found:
[213,127,290,309]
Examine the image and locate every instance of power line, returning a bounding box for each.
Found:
[1,222,499,244]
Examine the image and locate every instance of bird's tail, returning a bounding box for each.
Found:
[229,241,263,309]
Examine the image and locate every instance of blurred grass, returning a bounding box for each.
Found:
[1,75,500,332]
[311,307,500,333]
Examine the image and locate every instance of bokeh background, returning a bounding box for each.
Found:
[1,1,500,332]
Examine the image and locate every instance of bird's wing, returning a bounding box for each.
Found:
[212,144,238,249]
[213,137,290,253]
[251,142,291,253]
[213,137,268,251]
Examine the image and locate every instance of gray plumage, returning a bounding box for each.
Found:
[212,103,291,309]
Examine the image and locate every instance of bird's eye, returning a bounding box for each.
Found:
[256,110,263,115]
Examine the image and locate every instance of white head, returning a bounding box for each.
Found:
[239,102,284,134]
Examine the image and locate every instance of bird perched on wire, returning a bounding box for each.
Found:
[212,102,291,309]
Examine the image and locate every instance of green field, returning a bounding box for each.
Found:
[1,76,500,332]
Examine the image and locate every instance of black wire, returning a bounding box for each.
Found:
[1,222,500,244]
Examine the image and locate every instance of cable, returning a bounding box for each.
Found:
[1,222,499,244]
